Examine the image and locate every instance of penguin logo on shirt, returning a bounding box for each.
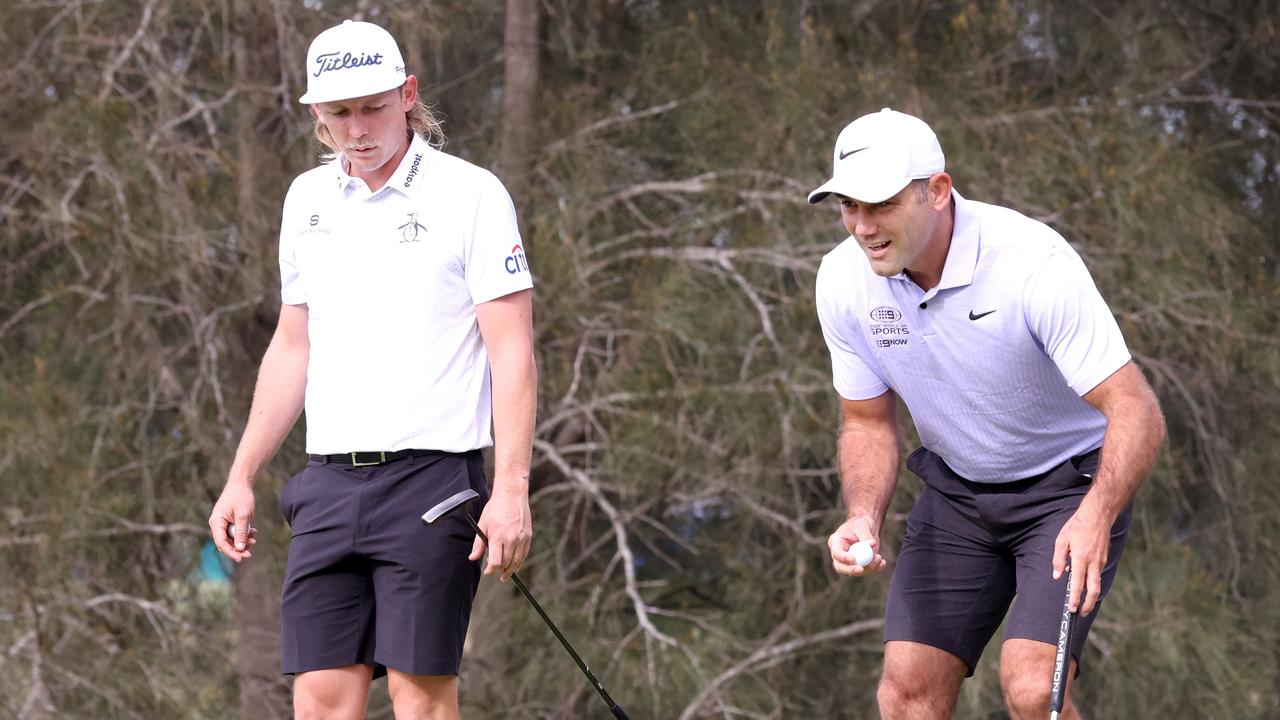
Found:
[399,212,427,243]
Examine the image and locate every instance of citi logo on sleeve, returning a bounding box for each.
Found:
[504,244,528,274]
[313,50,383,77]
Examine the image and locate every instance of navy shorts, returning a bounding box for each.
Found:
[279,449,489,677]
[884,447,1132,676]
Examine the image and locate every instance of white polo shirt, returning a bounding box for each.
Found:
[816,190,1130,482]
[278,133,532,454]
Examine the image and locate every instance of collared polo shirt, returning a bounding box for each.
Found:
[815,190,1130,482]
[277,133,532,454]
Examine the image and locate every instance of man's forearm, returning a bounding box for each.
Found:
[489,346,536,492]
[838,421,901,529]
[227,335,308,486]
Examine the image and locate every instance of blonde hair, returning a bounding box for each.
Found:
[313,96,446,159]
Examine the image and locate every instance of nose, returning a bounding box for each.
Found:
[844,206,876,238]
[854,211,877,237]
[347,116,370,141]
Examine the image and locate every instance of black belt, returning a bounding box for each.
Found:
[309,449,432,467]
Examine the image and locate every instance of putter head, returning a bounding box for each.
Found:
[421,488,480,525]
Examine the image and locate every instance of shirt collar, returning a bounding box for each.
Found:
[384,133,431,197]
[934,189,980,291]
[331,133,431,198]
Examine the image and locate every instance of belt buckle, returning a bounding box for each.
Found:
[350,451,385,467]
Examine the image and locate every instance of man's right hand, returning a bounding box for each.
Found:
[828,515,887,577]
[209,480,257,563]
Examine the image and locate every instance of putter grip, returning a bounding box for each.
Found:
[610,705,629,719]
[1050,568,1076,716]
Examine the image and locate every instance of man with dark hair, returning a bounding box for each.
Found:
[209,20,536,719]
[811,108,1165,718]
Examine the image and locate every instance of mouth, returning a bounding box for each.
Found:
[863,239,891,258]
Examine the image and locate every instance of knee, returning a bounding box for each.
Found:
[387,694,441,720]
[1001,668,1053,718]
[388,675,458,720]
[294,668,370,720]
[878,669,941,717]
[294,691,354,720]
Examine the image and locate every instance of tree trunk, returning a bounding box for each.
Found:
[499,0,541,197]
[232,1,288,717]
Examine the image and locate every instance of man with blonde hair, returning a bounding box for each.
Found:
[209,19,536,719]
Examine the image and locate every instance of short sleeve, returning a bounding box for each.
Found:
[816,261,890,401]
[278,184,307,306]
[465,172,533,305]
[1024,250,1130,395]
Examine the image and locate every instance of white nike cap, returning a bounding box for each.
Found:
[298,20,407,104]
[808,108,946,204]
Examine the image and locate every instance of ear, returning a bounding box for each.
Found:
[309,104,320,120]
[400,75,419,110]
[928,172,953,210]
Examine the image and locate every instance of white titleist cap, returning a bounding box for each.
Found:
[808,108,945,204]
[298,20,407,104]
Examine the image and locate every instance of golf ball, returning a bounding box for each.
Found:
[850,541,874,567]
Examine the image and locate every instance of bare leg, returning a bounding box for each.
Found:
[387,670,460,720]
[294,665,374,720]
[1000,638,1082,720]
[879,641,968,720]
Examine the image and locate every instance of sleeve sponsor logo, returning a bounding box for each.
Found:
[313,50,383,77]
[504,244,529,274]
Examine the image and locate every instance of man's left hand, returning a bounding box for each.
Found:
[1052,502,1113,616]
[469,482,532,581]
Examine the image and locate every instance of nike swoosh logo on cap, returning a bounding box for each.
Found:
[838,146,869,160]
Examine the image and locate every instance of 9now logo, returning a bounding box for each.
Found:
[504,244,528,274]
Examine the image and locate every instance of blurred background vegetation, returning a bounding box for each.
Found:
[1,1,1276,718]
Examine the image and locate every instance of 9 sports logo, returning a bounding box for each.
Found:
[504,244,528,274]
[869,306,902,323]
[869,305,909,349]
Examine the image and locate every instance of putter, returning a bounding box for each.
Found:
[1049,566,1077,720]
[423,489,630,720]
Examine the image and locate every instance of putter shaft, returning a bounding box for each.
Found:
[464,514,630,719]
